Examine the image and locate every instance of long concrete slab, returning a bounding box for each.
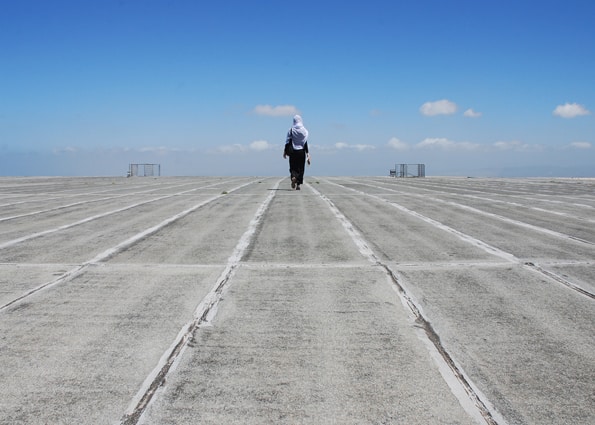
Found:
[0,176,593,424]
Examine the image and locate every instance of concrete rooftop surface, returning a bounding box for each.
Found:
[0,176,593,425]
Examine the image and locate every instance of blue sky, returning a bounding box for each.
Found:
[1,0,593,177]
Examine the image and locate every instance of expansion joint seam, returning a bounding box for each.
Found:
[523,262,595,300]
[119,178,282,425]
[310,181,503,425]
[0,180,258,312]
[333,179,595,300]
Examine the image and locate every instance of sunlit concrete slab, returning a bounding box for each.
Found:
[0,176,593,425]
[0,264,223,424]
[140,266,477,424]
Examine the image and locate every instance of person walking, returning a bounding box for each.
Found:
[283,115,311,190]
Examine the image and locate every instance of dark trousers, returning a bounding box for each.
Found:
[289,149,306,184]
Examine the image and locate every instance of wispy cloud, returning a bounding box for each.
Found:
[553,103,590,118]
[214,140,276,154]
[493,141,520,150]
[463,108,482,118]
[253,104,299,117]
[493,141,543,152]
[569,141,592,149]
[249,140,274,151]
[335,142,375,151]
[387,137,409,151]
[214,144,245,154]
[420,99,457,116]
[138,146,182,154]
[52,146,79,154]
[416,137,480,150]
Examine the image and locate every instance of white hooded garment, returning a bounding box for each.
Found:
[287,115,309,150]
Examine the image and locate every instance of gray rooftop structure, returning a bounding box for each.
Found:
[0,176,594,424]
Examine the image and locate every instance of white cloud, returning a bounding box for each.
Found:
[387,137,409,151]
[493,141,543,152]
[335,142,375,151]
[139,146,167,152]
[215,140,276,153]
[416,137,480,151]
[137,146,182,155]
[216,144,246,154]
[420,99,457,116]
[463,108,482,118]
[553,103,590,118]
[115,146,199,154]
[569,141,592,149]
[253,104,299,117]
[250,140,273,151]
[494,140,521,150]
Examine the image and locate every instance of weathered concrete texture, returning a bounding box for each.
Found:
[141,267,475,424]
[0,176,593,425]
[396,265,595,424]
[0,264,223,424]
